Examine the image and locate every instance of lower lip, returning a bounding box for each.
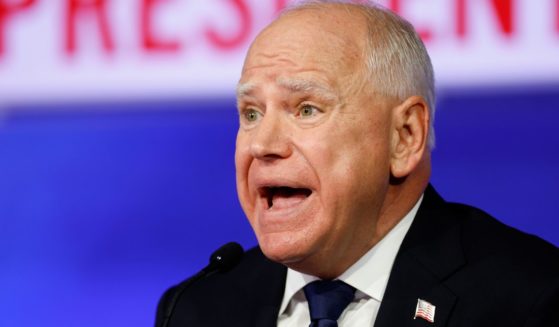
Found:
[270,192,308,210]
[256,192,315,231]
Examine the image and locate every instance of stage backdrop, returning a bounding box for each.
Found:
[0,1,558,327]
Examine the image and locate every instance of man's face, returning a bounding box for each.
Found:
[235,9,396,276]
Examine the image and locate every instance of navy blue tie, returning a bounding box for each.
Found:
[303,280,356,327]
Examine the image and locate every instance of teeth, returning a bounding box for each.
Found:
[267,189,274,208]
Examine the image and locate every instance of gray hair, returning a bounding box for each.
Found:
[283,0,436,148]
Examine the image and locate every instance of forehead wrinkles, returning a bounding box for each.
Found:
[240,37,362,86]
[276,77,338,102]
[241,50,302,76]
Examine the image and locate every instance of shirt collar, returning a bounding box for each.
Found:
[278,194,423,315]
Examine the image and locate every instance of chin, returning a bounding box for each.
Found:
[257,232,312,266]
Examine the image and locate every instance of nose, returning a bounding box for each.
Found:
[249,111,292,160]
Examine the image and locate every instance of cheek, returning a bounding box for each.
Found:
[234,132,254,214]
[300,126,376,184]
[235,130,252,179]
[302,123,391,211]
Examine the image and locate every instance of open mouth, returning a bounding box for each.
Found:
[259,186,313,209]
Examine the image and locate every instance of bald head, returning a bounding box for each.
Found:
[242,4,369,86]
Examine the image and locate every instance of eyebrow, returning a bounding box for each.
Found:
[236,78,338,103]
[236,82,256,98]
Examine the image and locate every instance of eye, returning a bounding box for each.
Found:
[298,104,319,118]
[243,108,261,122]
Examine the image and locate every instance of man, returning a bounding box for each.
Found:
[156,1,559,326]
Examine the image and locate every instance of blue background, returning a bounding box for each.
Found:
[0,85,558,326]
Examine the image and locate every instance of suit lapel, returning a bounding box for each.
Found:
[375,185,464,327]
[234,249,287,327]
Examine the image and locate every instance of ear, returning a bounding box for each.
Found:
[389,96,430,178]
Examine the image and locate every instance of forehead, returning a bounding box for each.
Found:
[239,7,367,90]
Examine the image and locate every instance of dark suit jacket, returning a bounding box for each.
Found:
[156,185,559,326]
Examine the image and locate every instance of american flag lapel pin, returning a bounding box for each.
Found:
[414,298,436,323]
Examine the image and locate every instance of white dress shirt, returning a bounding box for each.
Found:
[277,195,423,326]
